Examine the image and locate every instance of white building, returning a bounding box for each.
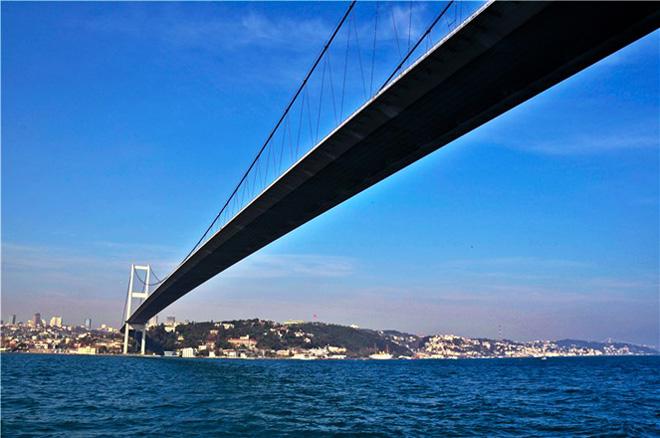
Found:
[181,347,195,358]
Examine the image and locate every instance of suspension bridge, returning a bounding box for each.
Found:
[121,0,659,353]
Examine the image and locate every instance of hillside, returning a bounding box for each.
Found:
[555,339,657,355]
[145,319,657,359]
[147,319,419,357]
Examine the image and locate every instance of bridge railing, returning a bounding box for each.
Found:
[183,0,486,265]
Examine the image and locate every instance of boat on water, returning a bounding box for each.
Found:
[369,352,393,360]
[369,343,394,360]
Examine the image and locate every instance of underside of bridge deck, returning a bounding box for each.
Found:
[128,1,659,324]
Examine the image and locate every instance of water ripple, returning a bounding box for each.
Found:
[2,355,659,436]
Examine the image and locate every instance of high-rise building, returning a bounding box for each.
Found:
[49,316,62,327]
[11,314,16,325]
[33,313,42,327]
[84,318,92,330]
[148,315,159,328]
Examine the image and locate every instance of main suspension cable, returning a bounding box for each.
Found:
[380,1,455,92]
[179,1,357,266]
[133,267,165,288]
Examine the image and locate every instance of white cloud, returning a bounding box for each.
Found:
[523,133,658,156]
[224,253,355,279]
[74,5,332,54]
[442,256,592,270]
[0,241,355,325]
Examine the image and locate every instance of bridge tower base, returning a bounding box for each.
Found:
[122,264,151,355]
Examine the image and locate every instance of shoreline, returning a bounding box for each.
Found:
[2,351,657,361]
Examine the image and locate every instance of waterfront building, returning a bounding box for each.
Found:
[181,347,195,358]
[228,335,257,349]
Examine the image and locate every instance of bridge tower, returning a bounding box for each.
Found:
[123,264,151,355]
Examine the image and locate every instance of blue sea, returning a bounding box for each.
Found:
[1,354,658,436]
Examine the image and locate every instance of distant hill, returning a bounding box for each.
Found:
[147,319,420,357]
[555,339,657,355]
[146,319,657,359]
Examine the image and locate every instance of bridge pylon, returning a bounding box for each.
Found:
[123,264,151,355]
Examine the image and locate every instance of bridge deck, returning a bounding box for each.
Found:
[128,1,659,324]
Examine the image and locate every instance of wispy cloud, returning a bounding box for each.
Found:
[1,241,178,303]
[475,93,659,157]
[74,5,332,54]
[1,241,355,325]
[2,242,177,273]
[522,132,659,156]
[66,3,337,92]
[584,276,659,291]
[442,256,592,270]
[224,253,355,279]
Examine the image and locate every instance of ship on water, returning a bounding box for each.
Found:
[369,352,394,360]
[369,345,393,360]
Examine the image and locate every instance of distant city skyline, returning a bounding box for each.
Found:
[4,312,660,352]
[2,3,658,346]
[3,310,169,330]
[3,316,657,358]
[5,312,90,327]
[3,309,658,349]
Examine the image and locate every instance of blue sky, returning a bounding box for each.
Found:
[2,2,658,346]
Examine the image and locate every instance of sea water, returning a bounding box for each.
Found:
[2,354,658,436]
